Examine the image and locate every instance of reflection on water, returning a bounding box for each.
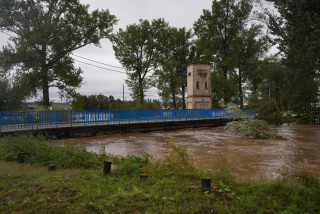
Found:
[60,124,320,180]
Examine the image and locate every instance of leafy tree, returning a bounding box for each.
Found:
[108,95,115,104]
[97,94,109,110]
[154,27,193,109]
[0,0,117,109]
[194,0,253,103]
[70,93,162,110]
[70,94,109,110]
[234,24,268,108]
[70,93,85,110]
[111,19,168,104]
[266,0,320,123]
[247,57,289,124]
[0,74,34,111]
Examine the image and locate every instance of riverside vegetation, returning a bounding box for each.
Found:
[0,135,319,213]
[225,105,286,140]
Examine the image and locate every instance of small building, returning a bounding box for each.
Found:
[186,63,212,109]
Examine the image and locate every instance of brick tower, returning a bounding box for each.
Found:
[186,63,212,109]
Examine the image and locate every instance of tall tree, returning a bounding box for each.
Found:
[154,27,193,109]
[194,0,253,103]
[111,19,168,104]
[0,0,117,108]
[235,24,268,108]
[247,56,289,124]
[266,0,320,122]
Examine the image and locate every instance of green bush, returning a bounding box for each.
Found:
[225,105,285,140]
[0,134,113,168]
[226,117,283,139]
[112,154,151,176]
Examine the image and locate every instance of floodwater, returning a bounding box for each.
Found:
[60,124,320,180]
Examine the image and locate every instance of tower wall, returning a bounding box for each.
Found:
[186,63,212,109]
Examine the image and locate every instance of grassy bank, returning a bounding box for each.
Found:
[0,135,319,213]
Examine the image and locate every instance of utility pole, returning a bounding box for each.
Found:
[123,85,124,102]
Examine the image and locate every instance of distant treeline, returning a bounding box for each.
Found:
[70,94,162,110]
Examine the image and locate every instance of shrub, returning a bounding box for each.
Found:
[225,105,285,140]
[112,154,151,176]
[0,134,113,168]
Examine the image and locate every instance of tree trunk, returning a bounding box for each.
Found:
[41,64,50,109]
[172,86,176,109]
[222,65,229,103]
[41,44,50,109]
[238,68,243,109]
[181,85,186,109]
[138,78,144,105]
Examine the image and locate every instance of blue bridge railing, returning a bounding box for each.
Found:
[0,109,255,132]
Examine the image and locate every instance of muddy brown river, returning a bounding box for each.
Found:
[60,124,320,180]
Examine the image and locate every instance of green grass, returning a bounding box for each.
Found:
[0,135,320,213]
[0,134,118,168]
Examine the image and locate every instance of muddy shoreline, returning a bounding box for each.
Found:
[60,124,320,180]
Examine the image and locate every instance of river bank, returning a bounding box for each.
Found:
[60,124,320,180]
[0,135,319,213]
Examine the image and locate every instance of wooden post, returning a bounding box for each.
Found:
[103,160,112,176]
[201,177,211,189]
[140,174,148,179]
[48,164,56,171]
[18,152,25,163]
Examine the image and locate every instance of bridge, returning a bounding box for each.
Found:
[0,109,254,137]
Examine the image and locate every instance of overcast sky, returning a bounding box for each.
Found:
[0,0,275,103]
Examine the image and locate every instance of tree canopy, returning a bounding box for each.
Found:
[154,27,194,109]
[266,0,320,122]
[111,18,168,104]
[194,0,268,107]
[0,0,117,108]
[0,74,34,111]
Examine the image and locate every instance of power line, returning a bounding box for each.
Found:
[71,54,125,70]
[74,59,126,74]
[0,31,297,73]
[0,31,16,38]
[0,31,128,71]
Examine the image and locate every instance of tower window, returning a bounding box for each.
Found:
[196,81,199,89]
[205,81,208,89]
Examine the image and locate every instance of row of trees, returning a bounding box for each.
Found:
[265,0,320,123]
[111,0,320,123]
[70,94,161,110]
[1,0,319,123]
[110,0,269,110]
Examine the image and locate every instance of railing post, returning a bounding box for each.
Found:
[36,111,39,129]
[172,110,173,121]
[84,110,86,126]
[70,110,73,127]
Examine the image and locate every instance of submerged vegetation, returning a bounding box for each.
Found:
[225,105,285,140]
[1,135,319,213]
